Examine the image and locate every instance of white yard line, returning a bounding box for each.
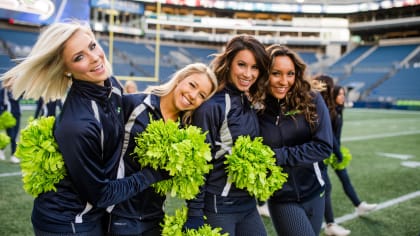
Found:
[346,118,420,124]
[334,129,420,225]
[343,130,420,142]
[0,171,21,177]
[376,152,414,160]
[349,109,420,115]
[401,161,420,168]
[334,191,420,225]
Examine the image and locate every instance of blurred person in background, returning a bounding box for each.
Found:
[0,78,21,163]
[333,85,377,217]
[1,21,170,236]
[312,74,377,236]
[312,74,351,236]
[34,97,63,118]
[124,80,138,94]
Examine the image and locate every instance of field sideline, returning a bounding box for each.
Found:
[0,108,419,236]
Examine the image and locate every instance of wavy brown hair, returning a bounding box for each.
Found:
[210,35,269,106]
[266,44,318,131]
[144,62,218,125]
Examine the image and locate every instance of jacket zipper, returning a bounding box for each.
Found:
[275,99,300,201]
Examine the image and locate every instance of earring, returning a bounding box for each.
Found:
[65,72,72,78]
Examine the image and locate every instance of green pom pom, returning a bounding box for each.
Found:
[0,132,11,149]
[225,136,288,201]
[15,116,66,197]
[323,146,352,170]
[0,111,16,130]
[161,206,228,236]
[133,115,213,199]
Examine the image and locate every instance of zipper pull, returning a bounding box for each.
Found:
[276,115,280,126]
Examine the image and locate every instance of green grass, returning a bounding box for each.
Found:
[1,108,420,235]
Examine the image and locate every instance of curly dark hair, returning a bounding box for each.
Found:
[265,44,318,131]
[210,35,269,106]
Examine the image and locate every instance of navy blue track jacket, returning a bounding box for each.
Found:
[0,88,20,117]
[332,105,344,161]
[0,88,21,153]
[107,93,166,234]
[187,83,260,216]
[258,92,333,203]
[32,77,164,233]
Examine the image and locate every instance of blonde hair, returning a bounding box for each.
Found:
[144,63,217,97]
[0,21,112,101]
[144,62,218,124]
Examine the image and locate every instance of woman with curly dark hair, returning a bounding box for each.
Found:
[258,45,333,236]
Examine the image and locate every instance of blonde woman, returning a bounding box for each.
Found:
[106,62,218,236]
[1,21,170,235]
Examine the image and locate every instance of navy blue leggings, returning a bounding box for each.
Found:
[335,168,361,207]
[6,116,20,154]
[268,194,325,236]
[324,167,362,223]
[205,207,267,236]
[323,168,335,223]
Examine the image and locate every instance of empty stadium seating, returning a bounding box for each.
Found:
[0,27,419,105]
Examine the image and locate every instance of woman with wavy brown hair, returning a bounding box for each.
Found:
[184,35,270,236]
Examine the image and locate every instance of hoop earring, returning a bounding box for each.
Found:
[65,72,72,78]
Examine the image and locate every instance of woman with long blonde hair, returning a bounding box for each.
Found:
[106,62,218,235]
[1,21,170,235]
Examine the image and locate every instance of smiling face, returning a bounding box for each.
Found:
[229,49,260,92]
[335,87,346,106]
[268,55,296,99]
[172,72,214,111]
[62,30,108,86]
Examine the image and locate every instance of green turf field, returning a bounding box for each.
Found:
[1,108,419,236]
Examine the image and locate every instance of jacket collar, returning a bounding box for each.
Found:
[71,78,112,103]
[143,93,160,111]
[224,82,243,96]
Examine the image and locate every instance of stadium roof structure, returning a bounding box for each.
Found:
[144,0,419,14]
[244,0,383,3]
